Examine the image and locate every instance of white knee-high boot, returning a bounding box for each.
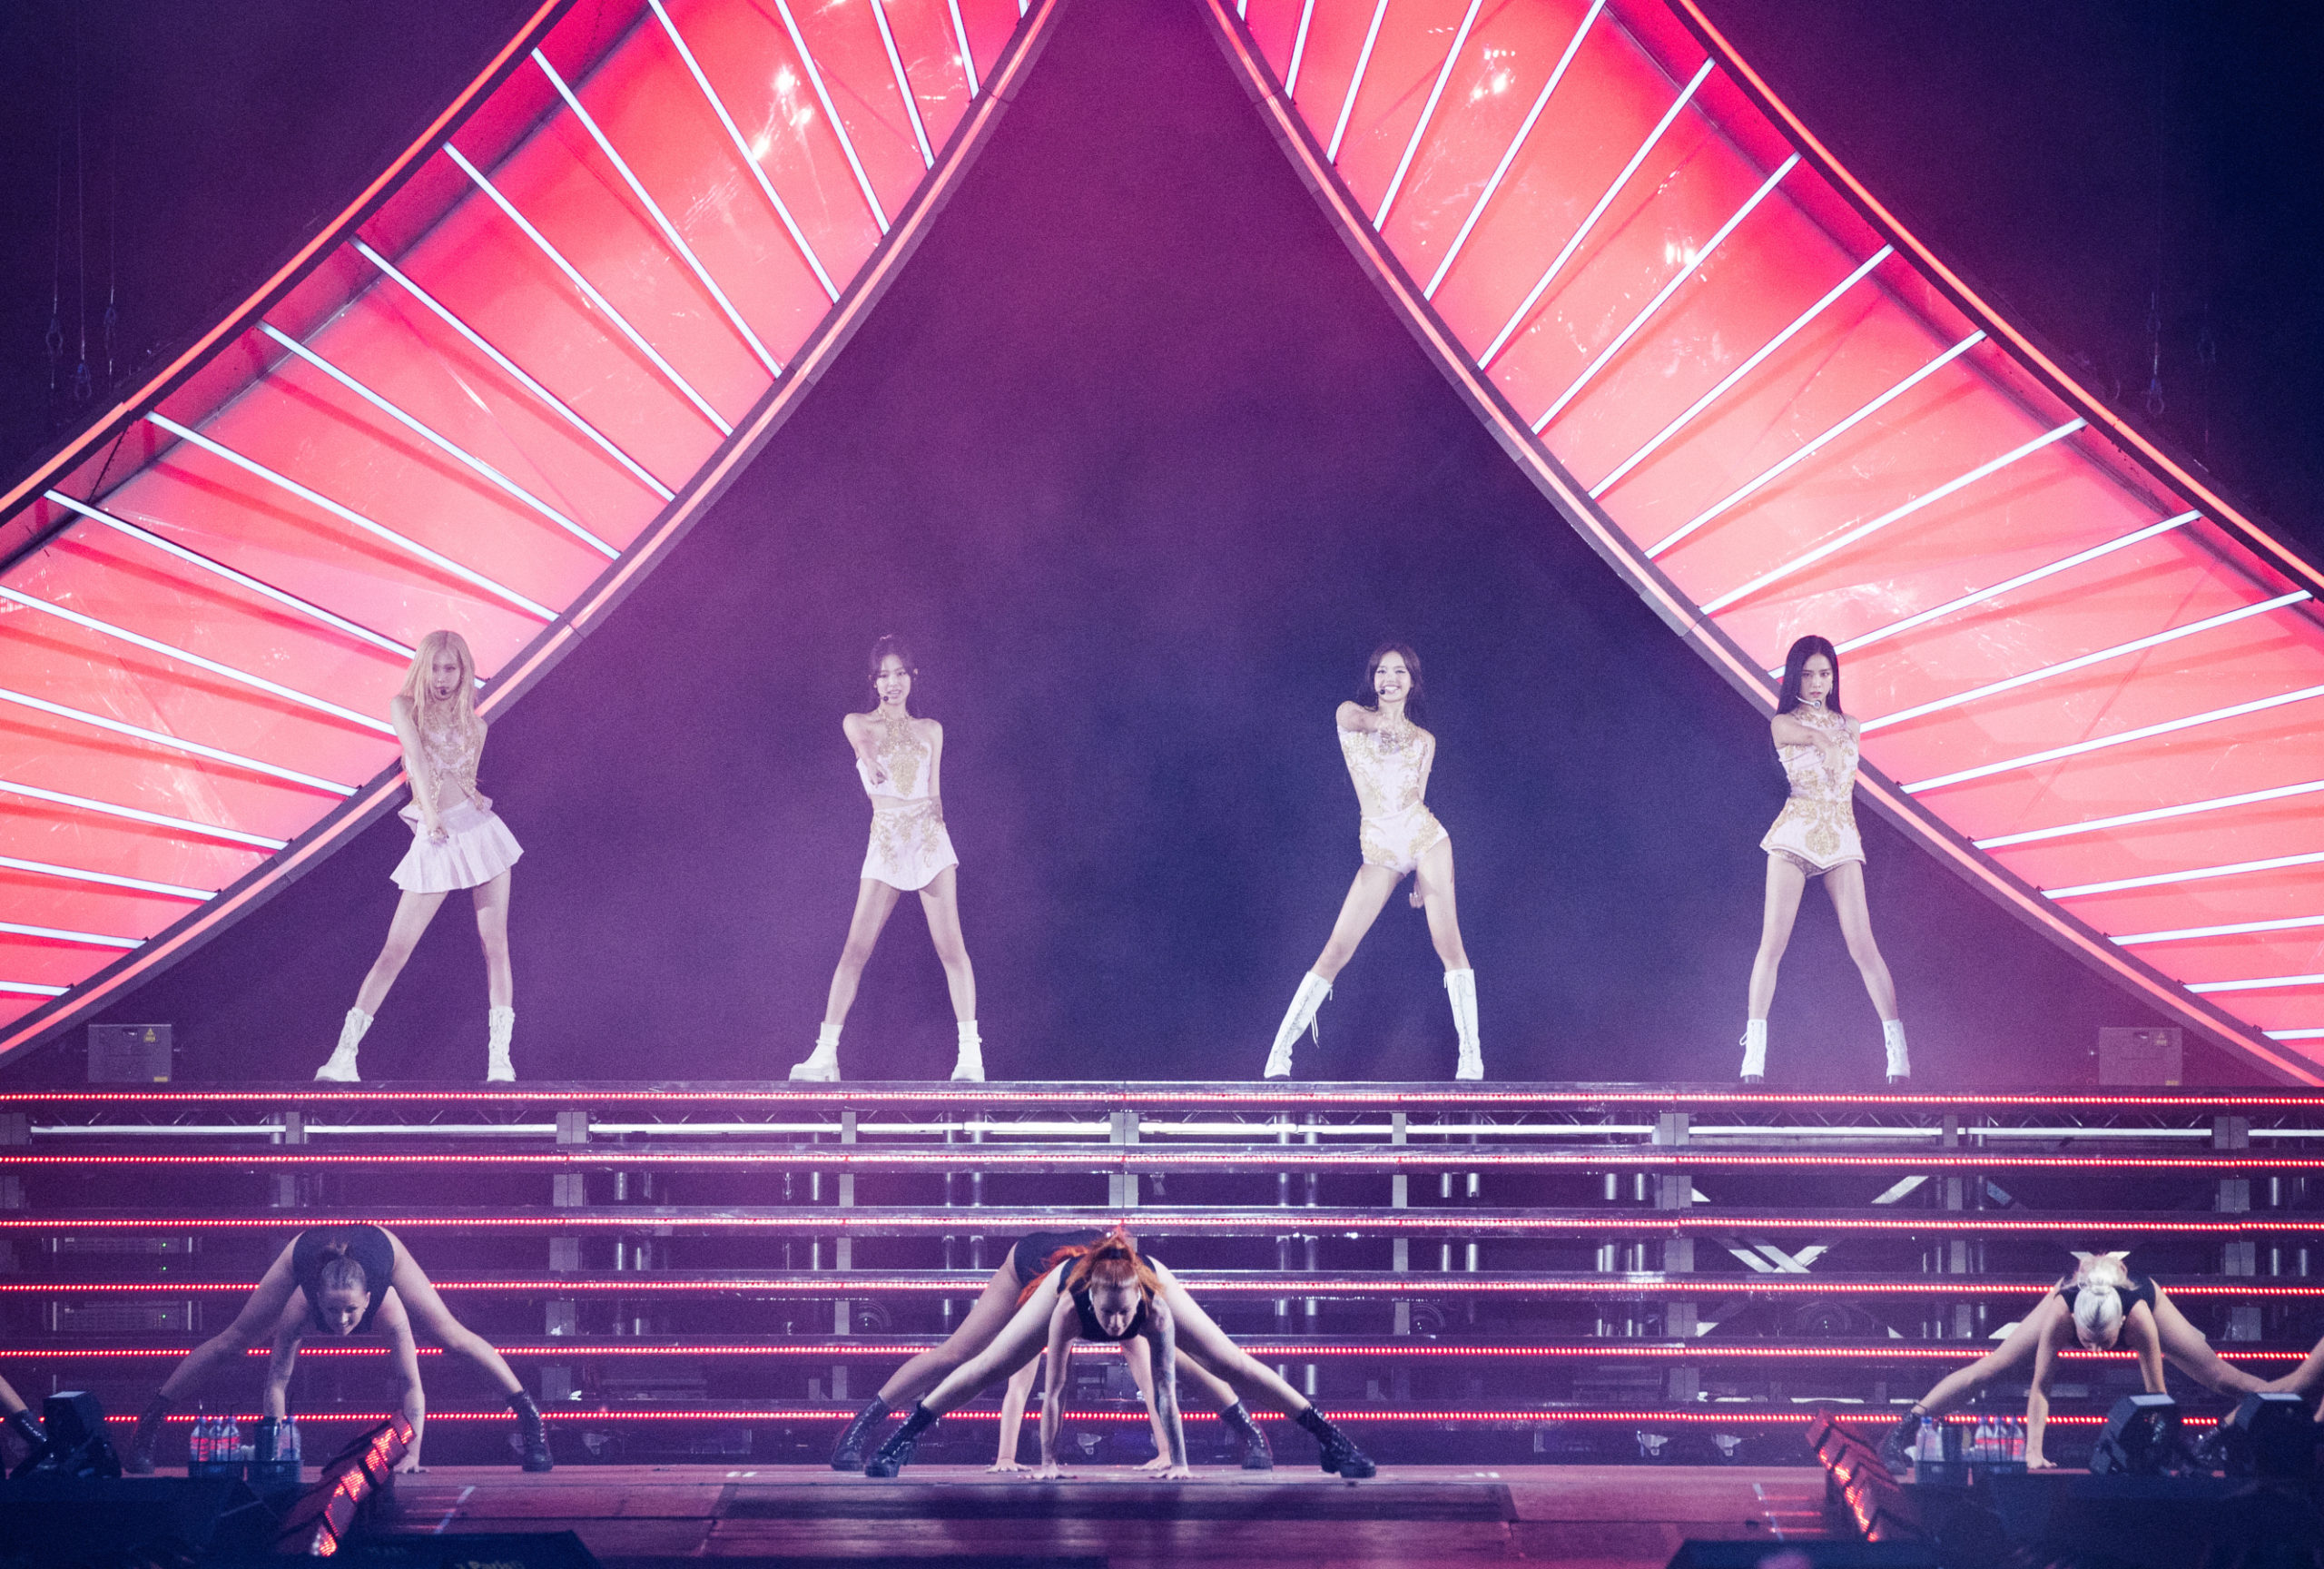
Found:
[486,1006,516,1083]
[315,1008,371,1082]
[1883,1019,1911,1084]
[1444,969,1481,1081]
[1739,1019,1768,1082]
[950,1021,985,1083]
[1262,972,1332,1080]
[791,1022,842,1082]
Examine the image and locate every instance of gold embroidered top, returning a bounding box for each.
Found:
[415,718,484,812]
[857,715,934,803]
[1759,703,1864,869]
[1338,718,1434,822]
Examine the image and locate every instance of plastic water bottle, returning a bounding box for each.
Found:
[191,1406,209,1466]
[286,1416,302,1463]
[223,1415,241,1464]
[2010,1418,2025,1463]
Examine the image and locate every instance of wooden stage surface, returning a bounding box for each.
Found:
[375,1462,1837,1566]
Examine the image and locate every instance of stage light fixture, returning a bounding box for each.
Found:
[2214,1392,2319,1478]
[7,1392,120,1480]
[2087,1394,2184,1475]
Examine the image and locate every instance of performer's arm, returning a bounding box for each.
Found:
[261,1290,310,1420]
[390,696,443,841]
[1147,1306,1189,1479]
[2024,1315,2063,1468]
[1335,700,1374,733]
[379,1296,426,1469]
[1036,1300,1078,1479]
[842,712,886,787]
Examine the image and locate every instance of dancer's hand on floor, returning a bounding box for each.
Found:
[1137,1455,1171,1474]
[987,1457,1024,1474]
[2025,1455,2054,1471]
[1151,1463,1193,1481]
[1033,1461,1071,1481]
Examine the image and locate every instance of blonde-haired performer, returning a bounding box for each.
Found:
[123,1224,549,1475]
[1878,1251,2265,1472]
[788,635,984,1083]
[1261,642,1478,1081]
[314,631,524,1082]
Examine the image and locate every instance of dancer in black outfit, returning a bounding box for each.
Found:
[124,1225,548,1473]
[862,1229,1374,1479]
[830,1229,1273,1470]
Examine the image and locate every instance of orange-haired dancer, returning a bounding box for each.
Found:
[829,1229,1271,1471]
[860,1230,1375,1480]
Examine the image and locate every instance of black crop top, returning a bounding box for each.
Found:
[1070,1282,1151,1344]
[2060,1271,2157,1320]
[291,1225,396,1334]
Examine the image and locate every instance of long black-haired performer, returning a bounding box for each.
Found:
[313,630,525,1082]
[1739,636,1908,1084]
[1261,642,1479,1081]
[789,635,985,1083]
[862,1230,1375,1480]
[828,1229,1273,1471]
[124,1225,549,1474]
[1877,1251,2264,1471]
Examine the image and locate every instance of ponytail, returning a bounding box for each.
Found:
[1015,1227,1160,1307]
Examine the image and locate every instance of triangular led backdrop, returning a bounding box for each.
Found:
[0,0,2317,1081]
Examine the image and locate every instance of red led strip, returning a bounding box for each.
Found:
[99,1407,2155,1427]
[9,1213,2321,1235]
[15,1149,2324,1172]
[6,1087,2322,1107]
[8,1276,2313,1298]
[13,1341,2299,1363]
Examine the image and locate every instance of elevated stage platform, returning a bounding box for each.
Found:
[371,1461,1837,1567]
[0,1081,2315,1475]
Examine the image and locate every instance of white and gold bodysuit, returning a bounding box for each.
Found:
[392,717,524,893]
[858,719,958,893]
[1758,703,1865,876]
[1340,718,1449,877]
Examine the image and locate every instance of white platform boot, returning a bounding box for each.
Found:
[1883,1019,1911,1084]
[1261,972,1332,1080]
[1739,1019,1768,1083]
[314,1008,371,1082]
[1445,969,1482,1081]
[790,1022,842,1082]
[950,1021,985,1082]
[486,1006,516,1082]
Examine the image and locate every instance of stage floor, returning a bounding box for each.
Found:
[375,1462,1837,1566]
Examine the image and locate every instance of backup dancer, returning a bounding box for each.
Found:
[314,630,523,1082]
[789,636,984,1082]
[1739,636,1908,1084]
[125,1224,549,1474]
[829,1229,1272,1472]
[1878,1250,2264,1471]
[0,1373,43,1458]
[1262,642,1479,1081]
[861,1230,1374,1479]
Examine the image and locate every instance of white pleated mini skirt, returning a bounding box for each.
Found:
[392,794,523,893]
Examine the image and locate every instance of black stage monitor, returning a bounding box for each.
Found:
[2216,1391,2319,1478]
[7,1391,119,1480]
[2087,1393,2182,1476]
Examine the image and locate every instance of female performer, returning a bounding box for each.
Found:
[829,1229,1273,1472]
[860,1230,1374,1480]
[1261,643,1479,1081]
[313,630,523,1082]
[789,636,983,1083]
[1739,636,1908,1084]
[1878,1251,2265,1470]
[124,1224,550,1474]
